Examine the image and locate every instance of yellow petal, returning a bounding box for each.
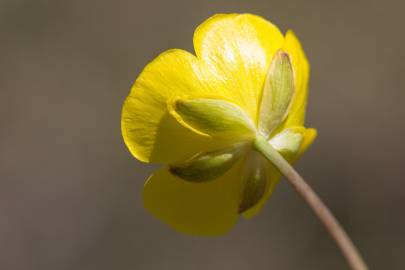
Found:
[143,162,246,236]
[242,127,317,218]
[193,14,285,123]
[282,30,310,127]
[295,128,317,159]
[122,49,228,163]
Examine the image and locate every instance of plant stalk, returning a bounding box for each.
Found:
[253,136,368,270]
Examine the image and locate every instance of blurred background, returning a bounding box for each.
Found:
[1,0,404,269]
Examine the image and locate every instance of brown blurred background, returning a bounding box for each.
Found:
[1,0,404,269]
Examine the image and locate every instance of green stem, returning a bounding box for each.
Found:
[253,136,368,270]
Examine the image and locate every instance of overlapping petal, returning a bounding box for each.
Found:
[143,161,246,236]
[282,30,310,127]
[122,49,229,163]
[194,13,285,123]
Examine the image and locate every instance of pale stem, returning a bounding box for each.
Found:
[253,136,368,270]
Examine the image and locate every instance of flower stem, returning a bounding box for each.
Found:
[253,136,368,270]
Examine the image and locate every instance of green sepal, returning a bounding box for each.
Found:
[169,98,255,139]
[269,126,305,155]
[258,50,295,137]
[169,147,241,182]
[239,154,267,213]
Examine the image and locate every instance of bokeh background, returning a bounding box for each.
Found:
[1,0,404,269]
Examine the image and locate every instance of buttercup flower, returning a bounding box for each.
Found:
[122,13,317,236]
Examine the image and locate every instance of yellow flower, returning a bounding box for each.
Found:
[121,13,317,236]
